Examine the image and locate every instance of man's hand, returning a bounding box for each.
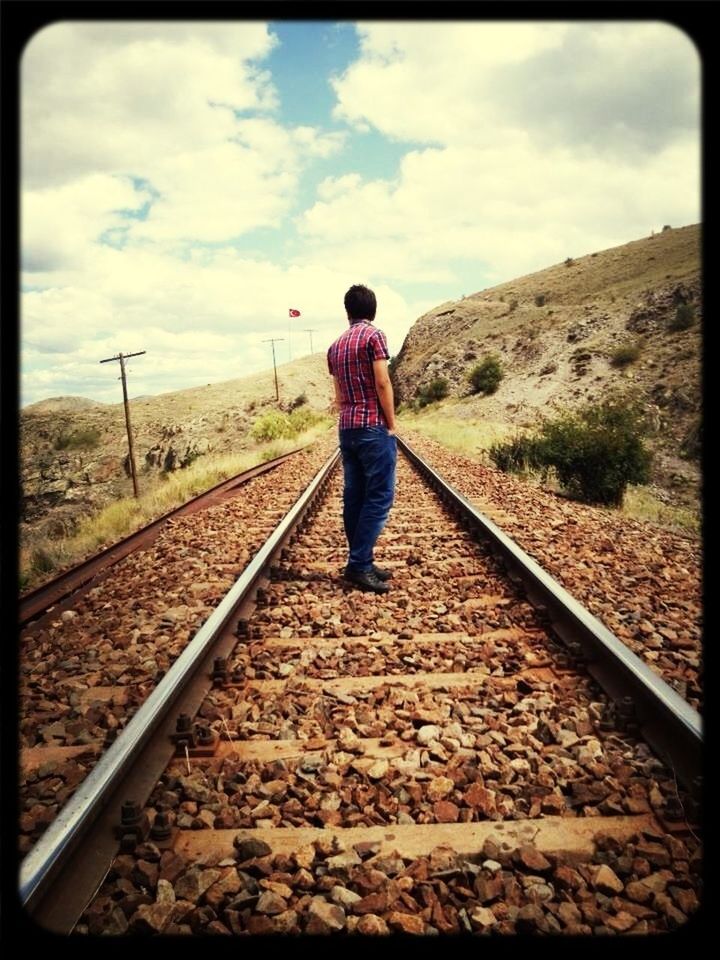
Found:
[372,359,396,432]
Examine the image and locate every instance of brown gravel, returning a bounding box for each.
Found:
[401,429,702,711]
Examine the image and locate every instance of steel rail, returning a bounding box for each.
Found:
[398,436,702,792]
[20,447,341,923]
[19,445,309,627]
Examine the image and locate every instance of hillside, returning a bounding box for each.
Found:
[20,353,334,548]
[392,224,701,511]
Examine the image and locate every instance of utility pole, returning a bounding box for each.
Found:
[262,338,284,402]
[100,350,145,498]
[303,329,317,355]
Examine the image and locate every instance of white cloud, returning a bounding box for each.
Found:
[22,22,278,187]
[298,22,701,285]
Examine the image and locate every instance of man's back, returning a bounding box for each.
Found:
[327,320,389,430]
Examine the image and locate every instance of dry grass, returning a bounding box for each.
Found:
[20,421,333,591]
[399,406,510,459]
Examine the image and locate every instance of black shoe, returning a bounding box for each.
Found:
[344,568,390,594]
[371,564,392,581]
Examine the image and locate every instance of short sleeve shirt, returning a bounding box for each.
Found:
[327,320,390,430]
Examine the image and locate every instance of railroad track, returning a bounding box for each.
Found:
[20,439,702,935]
[19,445,310,629]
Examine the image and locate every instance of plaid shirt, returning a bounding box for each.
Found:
[327,320,390,430]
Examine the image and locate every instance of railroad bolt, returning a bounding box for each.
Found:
[237,619,249,637]
[150,811,173,841]
[170,713,197,750]
[197,724,216,746]
[211,657,228,686]
[256,588,268,606]
[115,800,150,844]
[616,696,638,731]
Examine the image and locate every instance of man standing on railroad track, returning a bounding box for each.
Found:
[327,284,397,594]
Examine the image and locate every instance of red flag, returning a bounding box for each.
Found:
[289,308,301,317]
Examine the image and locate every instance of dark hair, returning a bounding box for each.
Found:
[344,284,376,322]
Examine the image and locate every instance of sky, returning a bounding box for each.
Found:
[20,19,701,407]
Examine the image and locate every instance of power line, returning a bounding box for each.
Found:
[99,350,146,498]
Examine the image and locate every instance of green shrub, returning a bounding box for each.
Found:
[288,407,323,432]
[532,398,652,505]
[417,378,449,408]
[251,411,294,442]
[468,355,504,395]
[609,341,642,367]
[488,434,538,473]
[54,427,101,450]
[668,303,696,332]
[252,407,326,442]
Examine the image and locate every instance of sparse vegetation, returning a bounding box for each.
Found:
[508,299,518,313]
[534,294,546,307]
[488,434,538,474]
[251,408,329,442]
[668,303,696,332]
[54,427,101,451]
[416,378,449,408]
[609,340,643,367]
[564,257,575,267]
[489,397,652,506]
[290,392,308,410]
[468,355,504,395]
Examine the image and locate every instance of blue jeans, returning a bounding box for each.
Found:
[339,426,397,573]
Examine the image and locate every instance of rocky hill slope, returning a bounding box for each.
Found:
[391,224,701,509]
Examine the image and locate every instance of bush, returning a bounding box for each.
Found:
[532,398,652,505]
[468,356,504,395]
[668,303,696,332]
[251,407,325,442]
[488,435,538,473]
[55,427,101,450]
[417,378,449,408]
[251,411,294,442]
[534,294,546,307]
[290,392,307,410]
[609,341,642,367]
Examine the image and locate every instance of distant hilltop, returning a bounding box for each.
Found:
[23,396,108,413]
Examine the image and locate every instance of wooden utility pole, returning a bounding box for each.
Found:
[100,350,146,498]
[303,328,317,354]
[262,338,284,402]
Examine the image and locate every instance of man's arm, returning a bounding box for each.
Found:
[332,376,343,414]
[372,359,396,434]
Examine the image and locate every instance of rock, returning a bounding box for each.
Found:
[515,903,546,932]
[592,864,624,895]
[155,879,176,905]
[308,897,346,931]
[326,851,362,877]
[129,902,175,933]
[331,886,362,908]
[626,880,653,904]
[356,914,389,935]
[256,891,288,915]
[174,866,221,902]
[367,759,389,780]
[517,845,552,873]
[387,911,425,934]
[234,837,272,861]
[470,906,497,929]
[433,800,460,822]
[463,783,497,816]
[427,776,455,801]
[271,909,298,934]
[417,725,441,745]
